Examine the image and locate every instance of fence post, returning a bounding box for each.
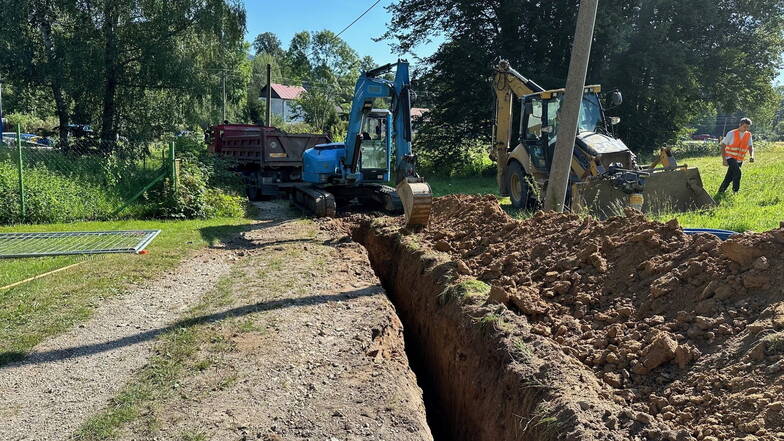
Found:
[169,141,178,193]
[16,126,25,221]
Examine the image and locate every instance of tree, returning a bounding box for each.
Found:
[384,0,784,169]
[0,0,82,146]
[253,32,283,56]
[0,0,247,152]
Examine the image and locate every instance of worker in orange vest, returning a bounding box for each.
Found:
[718,118,755,194]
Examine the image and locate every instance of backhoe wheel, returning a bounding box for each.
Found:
[508,161,529,209]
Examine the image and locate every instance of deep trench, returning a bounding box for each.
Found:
[399,306,451,441]
[351,222,565,441]
[353,226,455,440]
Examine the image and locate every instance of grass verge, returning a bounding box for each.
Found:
[0,216,256,366]
[653,144,784,232]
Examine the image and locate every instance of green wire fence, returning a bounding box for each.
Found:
[0,127,178,225]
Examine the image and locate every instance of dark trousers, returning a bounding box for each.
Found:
[718,158,743,193]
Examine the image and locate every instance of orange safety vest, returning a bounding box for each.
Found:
[724,130,751,161]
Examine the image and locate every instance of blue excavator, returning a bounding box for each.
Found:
[292,60,432,227]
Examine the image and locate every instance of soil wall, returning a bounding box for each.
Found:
[353,221,655,441]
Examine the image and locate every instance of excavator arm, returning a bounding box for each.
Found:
[344,61,432,227]
[492,60,545,195]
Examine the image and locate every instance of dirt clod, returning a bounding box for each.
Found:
[409,194,784,440]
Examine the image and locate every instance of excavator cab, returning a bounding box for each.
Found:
[358,110,392,182]
[519,88,634,176]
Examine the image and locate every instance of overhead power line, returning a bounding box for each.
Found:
[335,0,383,37]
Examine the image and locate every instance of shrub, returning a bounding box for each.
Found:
[141,157,246,220]
[418,138,496,178]
[203,189,247,218]
[3,113,59,134]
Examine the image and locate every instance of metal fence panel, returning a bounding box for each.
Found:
[0,230,161,258]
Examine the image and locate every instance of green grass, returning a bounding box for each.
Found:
[0,216,255,366]
[425,143,784,232]
[0,144,170,224]
[653,144,784,232]
[428,174,500,198]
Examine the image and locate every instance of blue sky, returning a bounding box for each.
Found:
[243,0,442,65]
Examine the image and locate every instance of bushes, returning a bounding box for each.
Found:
[3,113,59,134]
[667,140,776,160]
[140,153,247,220]
[418,138,496,178]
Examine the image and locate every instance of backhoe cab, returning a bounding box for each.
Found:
[493,60,714,217]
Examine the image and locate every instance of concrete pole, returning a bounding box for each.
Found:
[221,73,227,123]
[266,64,273,126]
[544,0,599,212]
[0,81,4,146]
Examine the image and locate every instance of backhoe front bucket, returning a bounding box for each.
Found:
[397,178,432,227]
[572,168,716,219]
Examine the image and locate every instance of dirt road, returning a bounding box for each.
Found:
[0,202,432,441]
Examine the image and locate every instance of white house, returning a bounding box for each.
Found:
[259,83,306,123]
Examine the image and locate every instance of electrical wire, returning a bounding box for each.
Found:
[335,0,383,37]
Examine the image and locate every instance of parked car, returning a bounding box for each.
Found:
[691,133,717,141]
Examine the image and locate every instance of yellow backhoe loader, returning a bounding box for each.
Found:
[492,60,715,218]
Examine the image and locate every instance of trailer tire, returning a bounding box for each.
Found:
[508,161,529,209]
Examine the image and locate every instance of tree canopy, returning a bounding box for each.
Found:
[0,0,247,150]
[384,0,784,169]
[246,29,371,139]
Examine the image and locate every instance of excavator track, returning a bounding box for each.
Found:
[363,184,403,214]
[397,179,432,227]
[291,186,336,218]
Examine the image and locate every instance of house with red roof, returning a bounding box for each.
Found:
[259,83,306,123]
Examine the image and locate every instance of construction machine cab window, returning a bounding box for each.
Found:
[522,92,605,167]
[525,100,543,140]
[578,94,603,133]
[360,113,388,170]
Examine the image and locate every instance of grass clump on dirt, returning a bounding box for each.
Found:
[439,279,491,304]
[0,216,256,367]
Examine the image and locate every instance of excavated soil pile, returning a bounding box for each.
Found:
[417,194,784,441]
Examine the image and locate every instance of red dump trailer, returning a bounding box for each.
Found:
[207,124,330,198]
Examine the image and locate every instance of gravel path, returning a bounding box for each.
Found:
[0,231,248,440]
[114,206,433,440]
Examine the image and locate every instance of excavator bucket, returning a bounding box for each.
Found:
[572,168,716,219]
[397,178,433,227]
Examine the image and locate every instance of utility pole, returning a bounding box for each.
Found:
[221,73,227,123]
[0,80,4,146]
[266,64,272,126]
[544,0,599,212]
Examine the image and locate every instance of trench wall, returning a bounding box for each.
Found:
[353,222,634,441]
